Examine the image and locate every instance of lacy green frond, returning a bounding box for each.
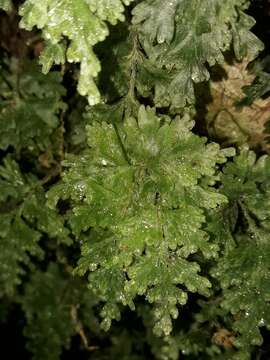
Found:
[132,0,178,45]
[0,58,66,154]
[0,213,42,296]
[20,264,88,360]
[1,1,270,358]
[47,106,231,335]
[19,0,134,105]
[132,0,263,109]
[214,242,270,351]
[0,157,42,295]
[242,71,270,105]
[212,149,270,354]
[221,148,270,239]
[0,156,70,296]
[0,0,11,11]
[240,56,270,106]
[125,248,210,336]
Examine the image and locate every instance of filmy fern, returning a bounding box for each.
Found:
[18,0,134,105]
[47,106,233,335]
[0,57,66,155]
[132,0,264,110]
[0,156,70,296]
[0,1,270,359]
[214,149,270,354]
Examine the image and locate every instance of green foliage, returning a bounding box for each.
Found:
[213,149,270,355]
[0,156,42,295]
[0,57,66,155]
[19,0,134,105]
[20,264,94,360]
[0,156,70,296]
[216,242,270,352]
[240,56,270,105]
[0,1,270,359]
[0,0,11,11]
[47,105,232,335]
[132,0,264,110]
[21,264,75,360]
[171,149,270,359]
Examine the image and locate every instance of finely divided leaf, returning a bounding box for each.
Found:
[48,106,230,335]
[0,156,70,295]
[0,58,66,154]
[132,0,263,109]
[19,0,134,105]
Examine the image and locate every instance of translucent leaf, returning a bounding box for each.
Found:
[0,214,42,296]
[0,156,70,295]
[87,0,134,25]
[19,0,134,105]
[221,148,270,233]
[49,106,230,334]
[212,149,270,352]
[125,248,211,336]
[0,0,12,11]
[132,0,178,44]
[0,58,66,154]
[213,242,270,350]
[240,56,270,106]
[132,0,263,108]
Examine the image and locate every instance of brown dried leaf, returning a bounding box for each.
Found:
[206,59,270,152]
[212,328,235,349]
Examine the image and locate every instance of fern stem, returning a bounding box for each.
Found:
[113,123,131,165]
